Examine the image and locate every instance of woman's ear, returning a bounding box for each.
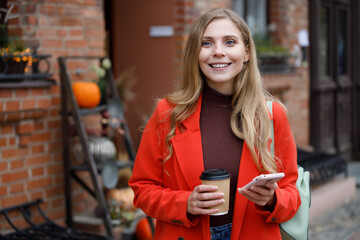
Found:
[244,48,250,62]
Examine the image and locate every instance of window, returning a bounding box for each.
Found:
[337,9,347,76]
[319,6,330,77]
[232,0,267,37]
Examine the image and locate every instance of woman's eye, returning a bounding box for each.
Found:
[226,40,236,45]
[202,41,212,46]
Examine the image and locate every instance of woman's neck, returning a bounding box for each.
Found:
[203,82,233,107]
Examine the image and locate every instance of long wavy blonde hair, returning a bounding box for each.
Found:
[165,8,278,173]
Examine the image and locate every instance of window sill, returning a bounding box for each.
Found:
[0,78,56,89]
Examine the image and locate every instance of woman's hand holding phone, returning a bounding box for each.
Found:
[237,173,285,207]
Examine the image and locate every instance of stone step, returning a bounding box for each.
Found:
[310,176,356,221]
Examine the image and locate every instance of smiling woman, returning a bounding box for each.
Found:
[128,8,300,240]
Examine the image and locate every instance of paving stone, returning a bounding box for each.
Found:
[308,162,360,240]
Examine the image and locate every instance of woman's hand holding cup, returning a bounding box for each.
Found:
[187,184,225,215]
[187,169,231,216]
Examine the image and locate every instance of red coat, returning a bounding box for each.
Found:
[129,96,300,240]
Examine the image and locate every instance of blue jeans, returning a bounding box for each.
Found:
[210,223,232,240]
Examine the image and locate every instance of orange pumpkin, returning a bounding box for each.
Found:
[72,82,101,108]
[135,217,154,240]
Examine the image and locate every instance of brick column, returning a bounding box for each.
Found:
[268,0,308,51]
[1,0,106,230]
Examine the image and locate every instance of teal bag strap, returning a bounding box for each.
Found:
[266,100,275,155]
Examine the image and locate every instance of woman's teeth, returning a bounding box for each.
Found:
[211,63,230,68]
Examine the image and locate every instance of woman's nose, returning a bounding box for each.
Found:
[213,43,225,57]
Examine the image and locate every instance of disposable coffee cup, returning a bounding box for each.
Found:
[200,169,230,216]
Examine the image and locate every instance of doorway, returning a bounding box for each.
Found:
[310,0,359,160]
[105,0,176,149]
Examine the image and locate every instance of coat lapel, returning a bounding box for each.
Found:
[231,142,260,238]
[170,95,204,190]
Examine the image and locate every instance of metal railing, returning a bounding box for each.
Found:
[297,148,348,186]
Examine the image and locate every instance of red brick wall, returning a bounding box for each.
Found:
[263,68,310,148]
[1,0,105,231]
[267,0,310,148]
[268,0,309,50]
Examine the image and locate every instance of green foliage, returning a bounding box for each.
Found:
[254,34,289,56]
[6,38,25,52]
[0,3,24,50]
[1,38,30,60]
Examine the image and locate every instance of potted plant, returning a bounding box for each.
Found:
[91,58,112,105]
[0,4,37,76]
[254,24,292,73]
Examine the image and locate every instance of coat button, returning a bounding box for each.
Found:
[271,217,277,222]
[178,237,184,240]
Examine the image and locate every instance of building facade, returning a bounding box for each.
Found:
[1,0,359,234]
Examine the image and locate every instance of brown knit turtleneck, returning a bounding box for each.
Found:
[200,83,243,227]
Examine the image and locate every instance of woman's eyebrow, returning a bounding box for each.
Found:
[202,35,239,39]
[223,35,239,39]
[202,36,213,40]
